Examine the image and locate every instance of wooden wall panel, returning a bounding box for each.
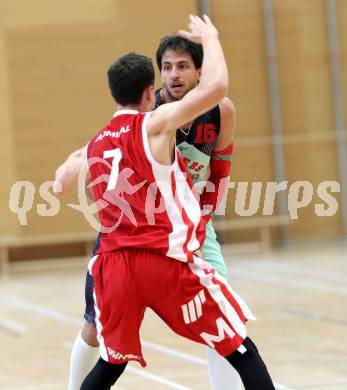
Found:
[212,0,343,242]
[0,0,117,28]
[1,0,345,241]
[7,23,118,235]
[336,0,347,171]
[211,0,274,245]
[212,0,272,138]
[0,33,18,235]
[276,1,341,239]
[115,0,198,84]
[211,0,273,188]
[4,0,197,236]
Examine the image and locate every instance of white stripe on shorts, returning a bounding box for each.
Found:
[93,290,108,361]
[188,257,255,339]
[182,304,190,324]
[199,290,206,304]
[212,268,256,322]
[188,300,197,322]
[194,294,202,318]
[88,255,98,275]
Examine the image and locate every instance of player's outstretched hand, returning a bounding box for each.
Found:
[178,14,218,44]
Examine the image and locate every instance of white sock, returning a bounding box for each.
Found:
[68,332,100,390]
[207,348,242,390]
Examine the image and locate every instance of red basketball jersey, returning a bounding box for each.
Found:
[87,109,206,262]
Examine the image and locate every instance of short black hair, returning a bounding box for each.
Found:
[107,53,154,105]
[156,35,203,71]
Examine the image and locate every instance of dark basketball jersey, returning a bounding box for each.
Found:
[155,89,221,184]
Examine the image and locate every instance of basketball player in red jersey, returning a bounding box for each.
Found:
[58,35,241,390]
[78,15,275,390]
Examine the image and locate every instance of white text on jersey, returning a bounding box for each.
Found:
[95,125,130,142]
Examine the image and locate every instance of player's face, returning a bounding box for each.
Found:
[160,49,200,101]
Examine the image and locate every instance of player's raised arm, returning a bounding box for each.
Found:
[147,15,228,135]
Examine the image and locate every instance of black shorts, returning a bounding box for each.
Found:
[83,233,100,325]
[84,271,96,325]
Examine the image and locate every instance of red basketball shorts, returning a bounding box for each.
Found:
[88,248,255,367]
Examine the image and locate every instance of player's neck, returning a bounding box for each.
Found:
[116,103,145,113]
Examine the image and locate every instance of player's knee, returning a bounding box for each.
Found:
[81,320,99,347]
[225,337,261,370]
[80,358,127,390]
[225,337,275,390]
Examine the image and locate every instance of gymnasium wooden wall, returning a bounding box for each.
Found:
[0,0,197,238]
[212,0,346,241]
[1,0,346,243]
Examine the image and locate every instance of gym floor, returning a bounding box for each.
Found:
[0,242,346,390]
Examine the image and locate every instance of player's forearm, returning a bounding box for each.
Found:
[53,161,79,197]
[183,35,228,119]
[198,35,228,99]
[53,149,85,197]
[200,144,233,222]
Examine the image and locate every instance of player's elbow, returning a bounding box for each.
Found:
[212,79,228,101]
[53,179,71,198]
[53,180,64,197]
[53,169,72,198]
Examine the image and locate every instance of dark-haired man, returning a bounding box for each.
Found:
[74,15,274,390]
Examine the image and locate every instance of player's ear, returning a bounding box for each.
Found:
[146,85,154,102]
[196,68,201,83]
[142,85,152,103]
[144,84,155,110]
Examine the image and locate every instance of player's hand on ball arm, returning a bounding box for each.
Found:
[179,15,218,44]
